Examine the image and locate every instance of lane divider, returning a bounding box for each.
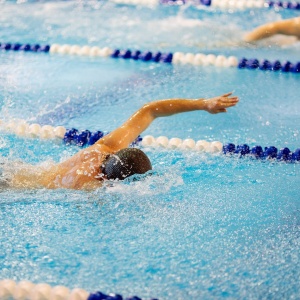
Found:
[0,119,67,139]
[111,0,300,10]
[1,42,299,73]
[0,279,157,300]
[0,120,299,163]
[142,135,300,162]
[160,0,300,9]
[2,0,299,10]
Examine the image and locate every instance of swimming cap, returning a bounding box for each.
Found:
[101,148,152,180]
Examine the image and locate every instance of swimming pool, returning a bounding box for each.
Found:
[0,1,300,299]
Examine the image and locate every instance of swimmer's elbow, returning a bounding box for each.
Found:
[139,103,157,119]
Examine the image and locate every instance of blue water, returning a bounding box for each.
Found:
[0,1,300,299]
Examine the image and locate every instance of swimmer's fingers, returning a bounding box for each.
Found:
[227,98,239,102]
[204,94,238,114]
[221,92,233,98]
[221,97,239,105]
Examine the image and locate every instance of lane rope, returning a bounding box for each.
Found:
[1,42,299,74]
[0,279,157,300]
[111,0,300,10]
[0,120,299,162]
[160,0,300,10]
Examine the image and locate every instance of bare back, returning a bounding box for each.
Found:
[11,143,112,190]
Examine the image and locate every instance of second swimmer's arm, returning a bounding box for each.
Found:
[97,92,238,151]
[244,17,300,42]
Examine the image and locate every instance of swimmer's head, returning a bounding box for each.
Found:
[101,148,152,180]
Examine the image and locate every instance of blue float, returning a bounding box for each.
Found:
[111,49,120,58]
[260,60,272,71]
[20,44,31,51]
[131,50,141,60]
[120,49,132,59]
[75,130,91,147]
[251,145,264,158]
[63,128,79,145]
[152,52,162,62]
[291,62,300,73]
[139,51,153,61]
[30,44,40,52]
[38,45,50,52]
[277,147,292,161]
[201,0,212,5]
[0,43,11,50]
[12,43,21,51]
[160,53,173,63]
[272,60,282,71]
[247,59,259,69]
[235,144,250,155]
[238,58,247,68]
[88,292,110,300]
[223,143,236,154]
[89,131,104,145]
[263,146,278,159]
[292,148,300,161]
[281,61,292,72]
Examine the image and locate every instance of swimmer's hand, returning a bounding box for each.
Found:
[203,92,239,114]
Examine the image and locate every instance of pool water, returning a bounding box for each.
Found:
[0,1,300,299]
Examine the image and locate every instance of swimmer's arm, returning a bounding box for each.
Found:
[10,166,46,189]
[244,17,300,42]
[97,92,238,151]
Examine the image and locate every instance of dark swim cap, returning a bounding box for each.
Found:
[101,148,152,180]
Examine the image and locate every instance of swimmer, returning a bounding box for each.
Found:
[8,92,239,190]
[244,17,300,42]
